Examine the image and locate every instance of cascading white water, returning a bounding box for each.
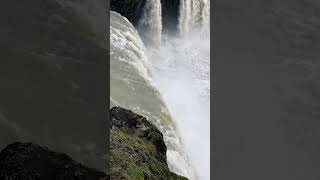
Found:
[138,0,162,47]
[149,33,210,180]
[179,0,210,35]
[146,0,211,179]
[111,0,210,178]
[110,11,197,179]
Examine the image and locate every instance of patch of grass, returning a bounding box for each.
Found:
[110,126,187,180]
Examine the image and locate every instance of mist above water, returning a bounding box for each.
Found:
[145,0,210,179]
[148,32,210,180]
[111,0,210,178]
[110,10,197,179]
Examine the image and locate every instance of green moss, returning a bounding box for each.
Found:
[110,126,188,180]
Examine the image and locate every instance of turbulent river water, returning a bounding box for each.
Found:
[110,0,210,179]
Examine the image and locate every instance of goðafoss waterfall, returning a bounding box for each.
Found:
[110,0,210,179]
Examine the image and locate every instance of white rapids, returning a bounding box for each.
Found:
[110,0,210,178]
[110,11,197,179]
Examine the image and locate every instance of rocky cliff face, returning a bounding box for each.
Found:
[110,107,187,180]
[0,142,109,180]
[0,0,108,171]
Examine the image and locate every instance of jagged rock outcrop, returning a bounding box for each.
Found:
[0,0,108,171]
[0,142,109,180]
[110,107,187,180]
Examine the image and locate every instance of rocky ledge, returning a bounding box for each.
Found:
[0,142,109,180]
[110,107,187,179]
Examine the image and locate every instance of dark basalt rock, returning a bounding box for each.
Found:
[0,142,109,180]
[110,107,187,180]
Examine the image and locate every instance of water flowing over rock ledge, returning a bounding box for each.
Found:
[110,107,188,180]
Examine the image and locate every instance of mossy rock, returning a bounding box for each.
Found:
[110,107,188,180]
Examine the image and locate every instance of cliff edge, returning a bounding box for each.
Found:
[110,107,187,180]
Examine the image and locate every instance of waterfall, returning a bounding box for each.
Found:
[111,0,210,179]
[150,34,210,180]
[138,0,162,47]
[110,11,197,179]
[179,0,210,35]
[147,0,211,179]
